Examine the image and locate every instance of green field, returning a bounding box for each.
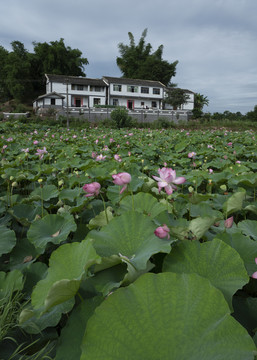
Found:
[1,120,257,359]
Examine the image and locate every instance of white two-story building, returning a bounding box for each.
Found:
[33,74,193,112]
[102,76,165,109]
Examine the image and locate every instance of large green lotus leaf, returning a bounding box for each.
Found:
[19,299,74,334]
[83,262,127,296]
[88,211,172,271]
[120,192,166,219]
[190,203,223,219]
[233,296,257,336]
[163,238,248,309]
[27,214,77,253]
[10,203,44,226]
[0,270,23,299]
[59,187,82,202]
[0,224,16,256]
[244,204,257,216]
[22,262,48,296]
[55,297,103,360]
[31,240,101,311]
[88,207,113,229]
[9,237,38,270]
[30,184,59,201]
[81,272,255,360]
[223,189,246,216]
[214,232,257,276]
[231,173,257,188]
[106,185,125,204]
[238,220,257,241]
[188,216,217,240]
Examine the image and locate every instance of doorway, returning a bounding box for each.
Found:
[75,98,81,107]
[127,100,134,109]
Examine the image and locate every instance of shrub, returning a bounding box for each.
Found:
[110,107,133,128]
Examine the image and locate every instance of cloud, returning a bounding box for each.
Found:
[1,0,257,113]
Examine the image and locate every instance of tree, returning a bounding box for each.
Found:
[194,93,209,111]
[164,88,190,109]
[32,38,88,77]
[192,93,209,118]
[0,39,89,103]
[116,29,178,86]
[0,46,10,101]
[246,105,257,122]
[31,38,89,95]
[4,41,33,102]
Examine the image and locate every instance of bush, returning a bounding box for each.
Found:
[110,107,133,128]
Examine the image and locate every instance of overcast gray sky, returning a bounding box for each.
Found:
[1,0,257,114]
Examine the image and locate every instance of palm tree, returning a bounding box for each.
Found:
[194,93,209,111]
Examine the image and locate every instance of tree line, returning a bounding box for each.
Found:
[0,29,210,115]
[0,38,88,103]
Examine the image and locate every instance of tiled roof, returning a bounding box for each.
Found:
[35,91,65,101]
[46,74,107,87]
[103,76,165,88]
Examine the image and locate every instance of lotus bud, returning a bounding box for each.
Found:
[225,216,233,228]
[154,224,170,239]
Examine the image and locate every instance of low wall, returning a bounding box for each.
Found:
[3,112,30,119]
[58,107,192,123]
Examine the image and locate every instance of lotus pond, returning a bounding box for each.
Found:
[1,121,257,359]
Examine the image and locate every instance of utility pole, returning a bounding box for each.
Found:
[66,79,69,129]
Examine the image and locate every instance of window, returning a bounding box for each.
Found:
[141,87,149,94]
[113,99,119,106]
[51,98,56,105]
[94,98,101,105]
[127,85,138,93]
[77,85,84,91]
[113,84,122,92]
[153,88,160,95]
[141,102,145,107]
[152,101,157,108]
[71,84,76,90]
[94,86,102,92]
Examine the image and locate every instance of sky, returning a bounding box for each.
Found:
[1,0,257,114]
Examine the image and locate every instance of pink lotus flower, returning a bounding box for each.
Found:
[21,148,29,153]
[154,224,170,239]
[152,167,186,195]
[224,216,233,228]
[96,154,106,161]
[83,182,101,197]
[35,147,47,160]
[188,152,196,158]
[112,172,131,194]
[114,154,122,162]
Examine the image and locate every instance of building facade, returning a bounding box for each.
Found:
[102,76,165,109]
[33,74,194,112]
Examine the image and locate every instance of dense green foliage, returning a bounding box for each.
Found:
[116,29,178,86]
[0,121,257,358]
[0,39,88,103]
[165,88,190,109]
